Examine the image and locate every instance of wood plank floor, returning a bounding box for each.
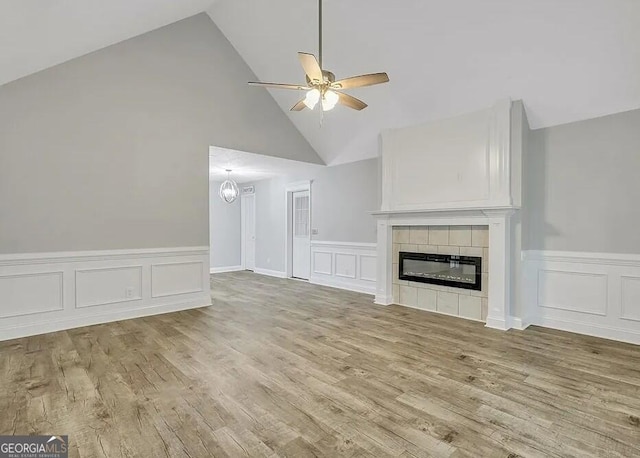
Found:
[2,271,640,457]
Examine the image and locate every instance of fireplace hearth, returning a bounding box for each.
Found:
[399,252,482,291]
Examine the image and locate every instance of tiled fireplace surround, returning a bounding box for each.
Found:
[373,208,517,330]
[392,225,489,321]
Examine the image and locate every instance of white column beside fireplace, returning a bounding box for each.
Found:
[374,99,526,331]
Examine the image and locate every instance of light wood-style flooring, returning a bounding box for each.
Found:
[2,271,640,457]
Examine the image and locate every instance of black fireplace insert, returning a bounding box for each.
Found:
[399,252,482,291]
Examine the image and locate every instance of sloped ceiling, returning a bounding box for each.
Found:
[0,0,215,87]
[1,1,639,166]
[208,0,640,165]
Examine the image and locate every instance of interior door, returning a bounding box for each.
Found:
[242,194,256,271]
[292,190,310,280]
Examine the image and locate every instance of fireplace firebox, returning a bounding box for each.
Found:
[399,252,482,291]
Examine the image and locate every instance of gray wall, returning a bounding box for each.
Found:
[524,107,640,254]
[209,181,241,268]
[0,14,321,254]
[250,158,380,272]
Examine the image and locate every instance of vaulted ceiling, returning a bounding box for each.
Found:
[208,0,640,164]
[2,0,639,166]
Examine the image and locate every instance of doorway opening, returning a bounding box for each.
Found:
[241,193,256,271]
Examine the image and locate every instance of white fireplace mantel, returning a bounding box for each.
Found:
[372,208,518,330]
[374,100,527,331]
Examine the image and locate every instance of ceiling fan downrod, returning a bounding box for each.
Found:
[318,0,323,69]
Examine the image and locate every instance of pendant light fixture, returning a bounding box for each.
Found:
[219,169,239,203]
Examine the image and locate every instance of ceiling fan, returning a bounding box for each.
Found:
[248,0,389,112]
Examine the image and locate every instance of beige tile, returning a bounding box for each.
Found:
[459,296,482,320]
[471,226,489,247]
[399,243,418,253]
[437,291,459,315]
[481,273,488,297]
[392,263,400,285]
[429,226,449,245]
[483,248,490,273]
[399,285,418,307]
[392,284,400,303]
[481,298,489,321]
[437,245,460,256]
[460,246,483,258]
[419,282,448,292]
[393,227,410,244]
[417,288,437,311]
[416,244,438,254]
[409,227,429,245]
[393,243,401,262]
[449,226,472,246]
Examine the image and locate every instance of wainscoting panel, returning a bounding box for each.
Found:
[0,247,210,341]
[76,266,143,308]
[335,253,357,279]
[537,270,608,316]
[312,252,333,276]
[523,250,640,345]
[621,276,640,322]
[151,261,204,298]
[310,242,376,295]
[360,255,377,283]
[0,271,64,318]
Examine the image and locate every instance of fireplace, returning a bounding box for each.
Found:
[399,251,482,291]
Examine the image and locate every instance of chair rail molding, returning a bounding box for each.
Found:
[0,246,210,341]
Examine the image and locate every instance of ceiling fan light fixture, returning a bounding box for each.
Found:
[248,0,388,113]
[304,88,320,109]
[321,89,339,111]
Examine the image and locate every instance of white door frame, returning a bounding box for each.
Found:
[241,192,256,270]
[285,180,311,279]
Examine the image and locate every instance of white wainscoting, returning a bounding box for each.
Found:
[0,247,210,341]
[523,250,640,345]
[309,241,377,295]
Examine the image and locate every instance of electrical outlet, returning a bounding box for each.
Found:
[125,287,135,299]
[311,228,319,235]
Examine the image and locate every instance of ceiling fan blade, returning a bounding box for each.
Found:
[298,52,323,83]
[332,72,389,90]
[248,82,307,90]
[337,92,368,111]
[291,99,307,111]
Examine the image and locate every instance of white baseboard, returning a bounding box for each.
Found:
[253,268,286,278]
[309,275,375,295]
[522,249,640,345]
[309,241,377,295]
[531,316,640,346]
[1,295,210,342]
[0,246,210,342]
[510,316,531,331]
[210,265,243,274]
